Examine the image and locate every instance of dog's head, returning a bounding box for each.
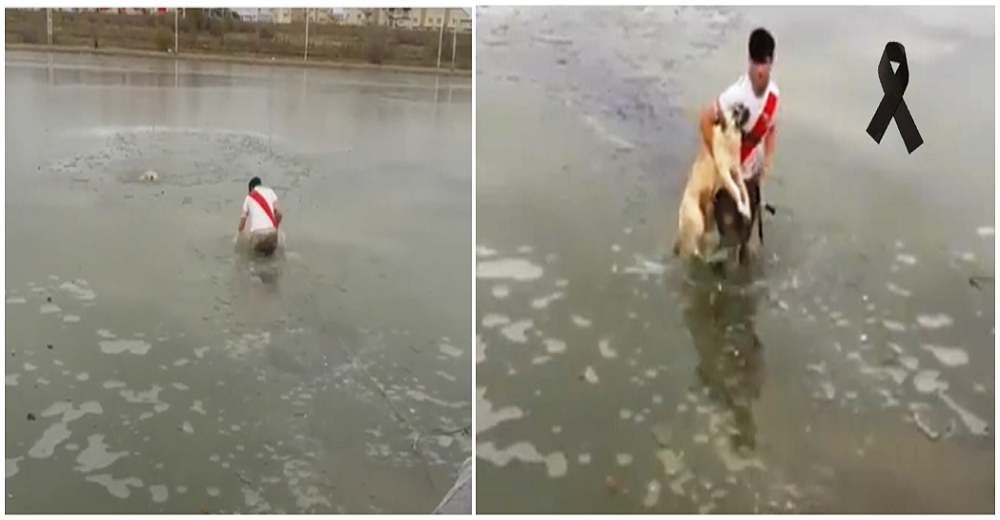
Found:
[712,104,747,177]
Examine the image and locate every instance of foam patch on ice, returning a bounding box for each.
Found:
[531,291,564,309]
[100,339,151,355]
[543,339,566,354]
[75,435,128,473]
[60,280,97,301]
[477,388,524,434]
[477,441,568,478]
[476,246,498,258]
[598,339,618,359]
[6,457,23,479]
[913,370,949,394]
[86,474,143,499]
[482,314,511,328]
[150,484,169,503]
[882,320,907,332]
[439,343,464,358]
[921,345,969,367]
[28,423,73,459]
[916,314,953,330]
[886,282,912,297]
[500,320,533,343]
[476,336,487,365]
[477,258,544,281]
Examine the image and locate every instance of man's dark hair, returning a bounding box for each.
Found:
[248,176,262,192]
[748,28,775,64]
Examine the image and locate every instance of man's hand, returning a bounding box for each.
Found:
[238,213,248,234]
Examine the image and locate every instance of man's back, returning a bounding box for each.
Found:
[243,186,279,234]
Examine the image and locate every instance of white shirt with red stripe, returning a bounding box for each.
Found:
[717,74,780,180]
[242,186,279,234]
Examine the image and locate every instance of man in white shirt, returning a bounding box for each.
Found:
[699,27,779,261]
[238,176,284,257]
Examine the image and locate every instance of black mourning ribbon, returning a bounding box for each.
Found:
[866,42,923,154]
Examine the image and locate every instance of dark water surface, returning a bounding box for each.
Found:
[476,6,993,514]
[6,52,472,513]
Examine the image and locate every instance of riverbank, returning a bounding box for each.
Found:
[6,43,471,77]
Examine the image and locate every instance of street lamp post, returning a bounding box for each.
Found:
[304,8,310,61]
[450,19,458,71]
[436,8,447,69]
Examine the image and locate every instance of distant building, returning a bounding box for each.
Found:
[231,8,265,22]
[267,8,334,24]
[270,8,293,24]
[342,8,471,32]
[343,8,382,26]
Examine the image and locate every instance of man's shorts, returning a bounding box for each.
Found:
[249,231,279,257]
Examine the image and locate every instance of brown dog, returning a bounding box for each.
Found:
[673,106,752,260]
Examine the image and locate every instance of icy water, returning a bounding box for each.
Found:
[5,52,472,514]
[475,6,993,514]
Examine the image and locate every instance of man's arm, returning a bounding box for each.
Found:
[273,199,283,226]
[238,198,249,233]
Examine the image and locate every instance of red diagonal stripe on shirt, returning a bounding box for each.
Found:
[741,91,778,164]
[248,190,278,229]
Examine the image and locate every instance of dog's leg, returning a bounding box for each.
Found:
[736,177,752,220]
[728,167,753,220]
[675,201,705,259]
[720,169,751,220]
